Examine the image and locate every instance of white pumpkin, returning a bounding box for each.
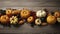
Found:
[36,10,46,17]
[35,18,41,25]
[57,17,60,23]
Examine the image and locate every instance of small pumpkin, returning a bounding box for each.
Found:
[35,18,41,25]
[12,9,20,15]
[6,8,12,17]
[36,10,46,17]
[27,16,34,23]
[57,17,60,23]
[0,15,9,24]
[10,16,18,24]
[20,9,31,18]
[54,11,60,18]
[47,15,56,24]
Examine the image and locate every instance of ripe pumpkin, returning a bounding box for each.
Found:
[47,15,56,24]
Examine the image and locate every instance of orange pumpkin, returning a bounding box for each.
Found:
[12,9,20,15]
[27,16,34,23]
[20,9,31,18]
[54,11,60,18]
[47,15,56,24]
[6,8,12,17]
[0,15,9,24]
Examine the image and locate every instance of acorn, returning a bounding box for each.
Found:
[18,19,25,25]
[41,22,47,26]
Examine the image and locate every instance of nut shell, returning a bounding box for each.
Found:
[41,22,47,26]
[19,19,25,24]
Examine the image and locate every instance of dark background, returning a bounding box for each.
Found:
[0,0,60,34]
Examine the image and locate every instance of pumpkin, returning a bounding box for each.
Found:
[12,9,20,15]
[0,15,9,24]
[27,16,34,23]
[35,18,41,25]
[47,15,56,24]
[36,10,46,17]
[20,9,31,18]
[6,8,12,17]
[57,17,60,23]
[10,16,18,24]
[54,11,60,18]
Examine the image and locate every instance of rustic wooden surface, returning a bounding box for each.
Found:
[0,0,60,34]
